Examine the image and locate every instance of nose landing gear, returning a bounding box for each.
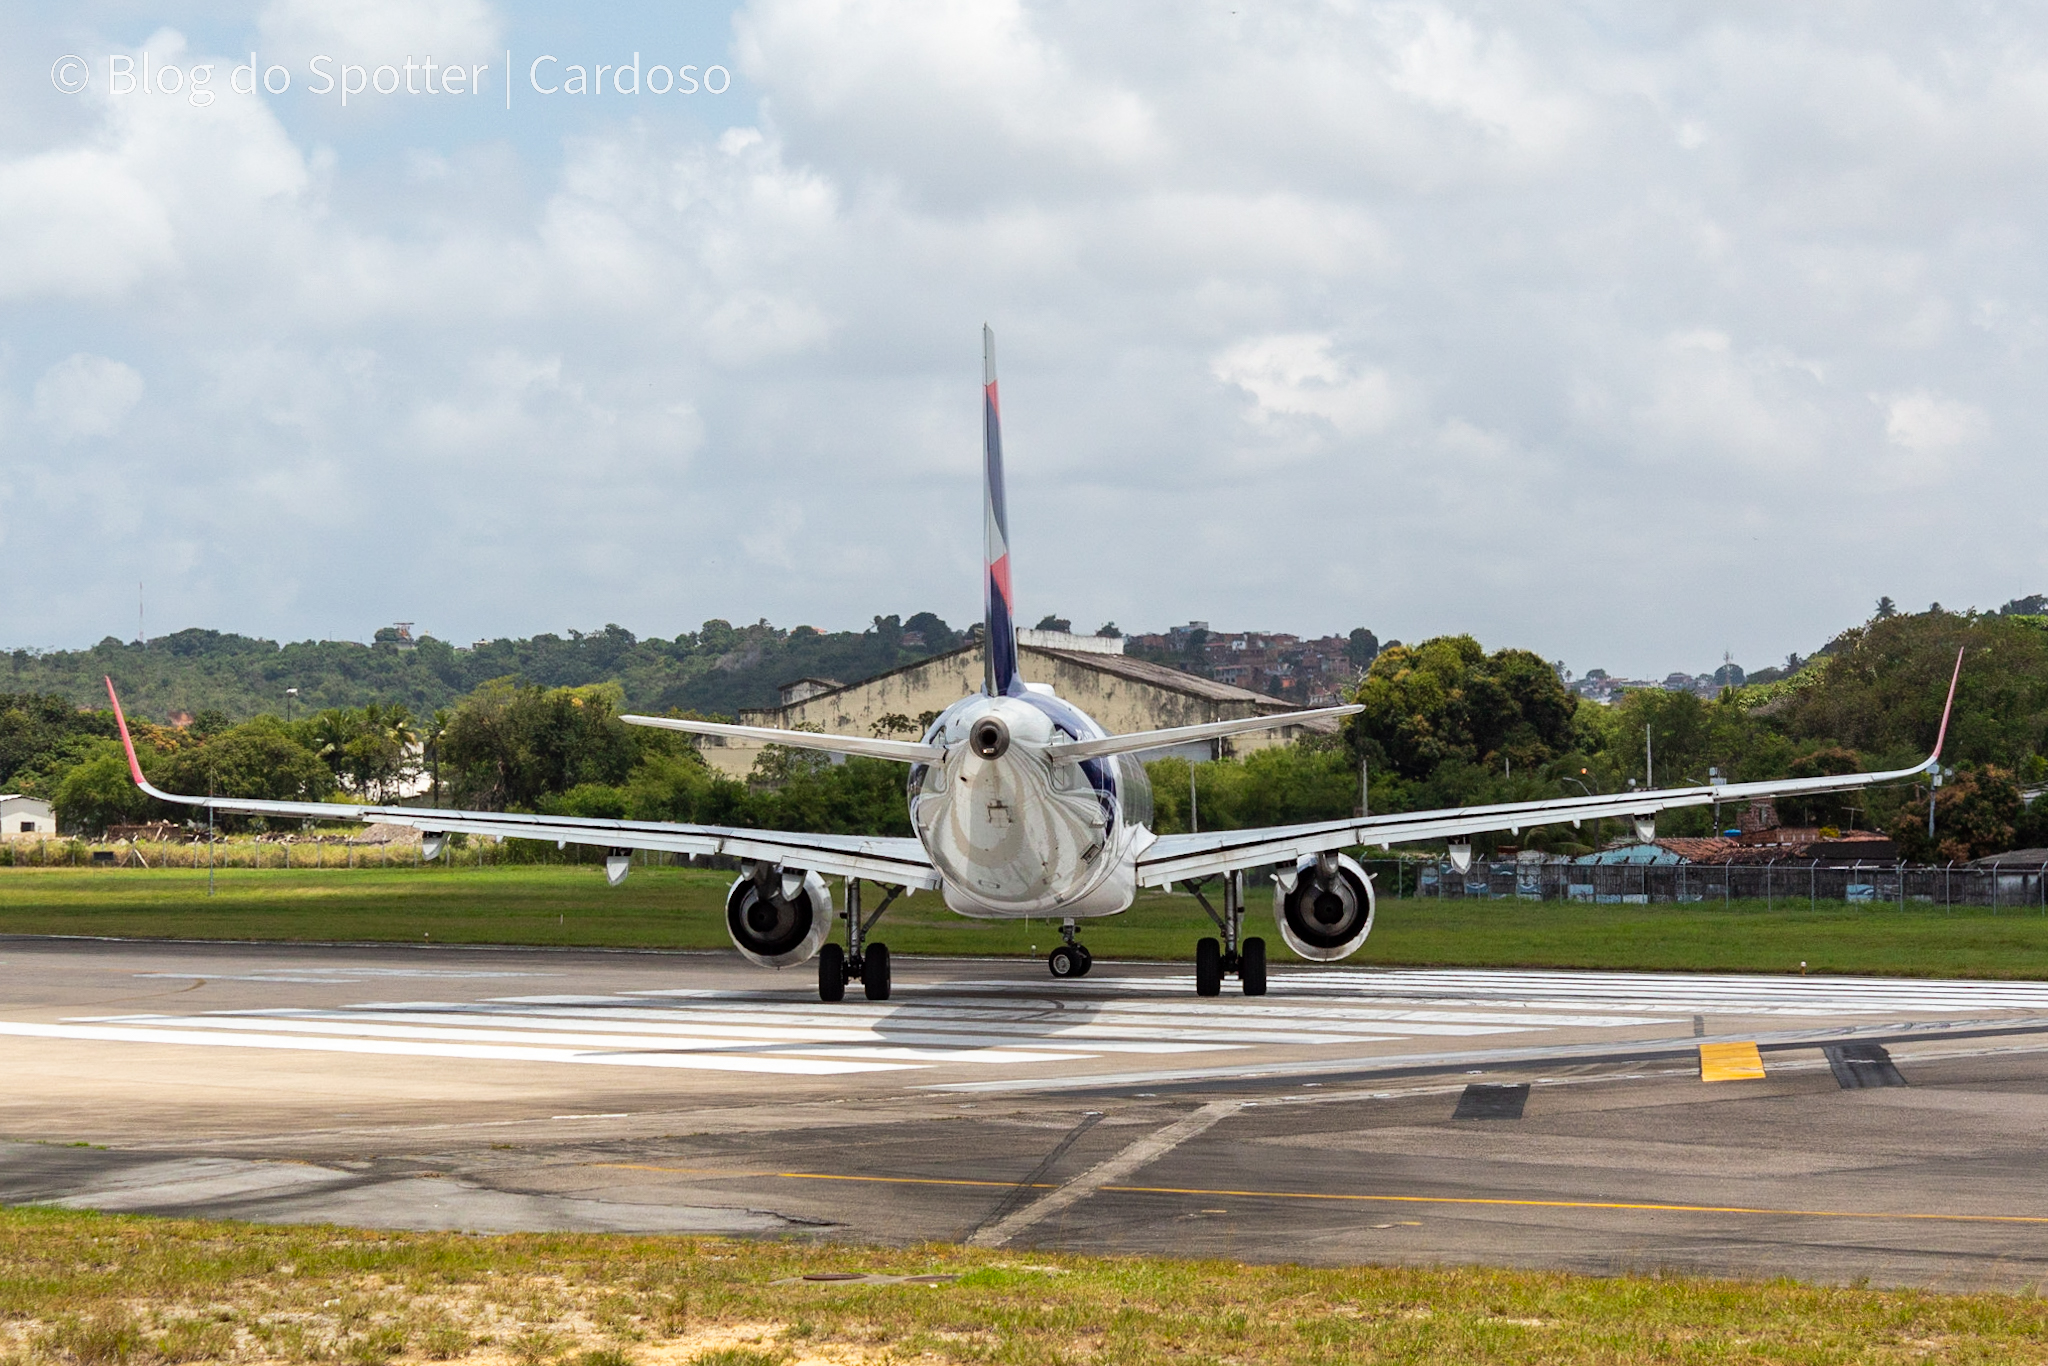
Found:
[1188,870,1267,997]
[1047,918,1093,978]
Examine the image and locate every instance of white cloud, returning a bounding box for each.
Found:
[7,2,2048,676]
[1883,390,1989,453]
[1213,334,1399,436]
[33,355,144,440]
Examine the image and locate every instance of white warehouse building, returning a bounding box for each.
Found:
[0,795,56,837]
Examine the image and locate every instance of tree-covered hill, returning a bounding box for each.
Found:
[3,612,965,725]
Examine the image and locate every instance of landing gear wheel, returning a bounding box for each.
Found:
[1074,945,1093,977]
[1195,937,1222,997]
[1048,945,1083,978]
[1239,936,1267,996]
[818,943,846,1002]
[863,942,891,1000]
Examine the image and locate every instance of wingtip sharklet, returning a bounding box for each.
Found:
[1928,645,1965,770]
[103,675,149,789]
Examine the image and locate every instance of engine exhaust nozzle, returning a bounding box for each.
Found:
[969,716,1011,760]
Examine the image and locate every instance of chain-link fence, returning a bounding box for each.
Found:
[1365,857,2048,911]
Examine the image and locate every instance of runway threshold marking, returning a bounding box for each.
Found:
[1699,1041,1766,1082]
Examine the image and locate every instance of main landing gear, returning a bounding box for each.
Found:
[1187,870,1267,998]
[819,877,901,1002]
[1048,918,1093,978]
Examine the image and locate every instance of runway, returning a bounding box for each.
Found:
[4,936,2048,1288]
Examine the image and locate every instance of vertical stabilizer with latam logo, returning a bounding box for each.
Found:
[982,324,1022,698]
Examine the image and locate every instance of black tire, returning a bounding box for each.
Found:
[1048,945,1080,978]
[818,943,845,1002]
[1240,936,1267,996]
[1074,945,1093,977]
[863,942,892,1000]
[1195,937,1222,997]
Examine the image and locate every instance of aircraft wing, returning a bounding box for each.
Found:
[102,679,940,890]
[1140,650,1964,887]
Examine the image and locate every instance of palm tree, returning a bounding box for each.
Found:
[423,708,452,805]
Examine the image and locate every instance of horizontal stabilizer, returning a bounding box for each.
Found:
[1046,704,1363,762]
[621,714,943,764]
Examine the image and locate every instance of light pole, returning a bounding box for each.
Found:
[1929,766,1952,840]
[285,686,298,723]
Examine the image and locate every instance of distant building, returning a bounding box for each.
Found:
[0,795,55,837]
[1585,828,1898,864]
[698,642,1337,778]
[777,678,843,706]
[1013,629,1124,655]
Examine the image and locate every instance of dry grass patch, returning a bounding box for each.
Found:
[0,1207,2045,1364]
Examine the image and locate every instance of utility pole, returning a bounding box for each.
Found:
[1189,762,1200,835]
[1360,756,1369,818]
[1645,724,1654,789]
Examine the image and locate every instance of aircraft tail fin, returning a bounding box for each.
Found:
[982,324,1022,697]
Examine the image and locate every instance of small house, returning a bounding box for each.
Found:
[0,795,56,837]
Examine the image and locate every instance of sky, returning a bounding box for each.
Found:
[2,2,2043,678]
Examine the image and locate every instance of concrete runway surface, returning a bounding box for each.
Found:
[4,936,2048,1288]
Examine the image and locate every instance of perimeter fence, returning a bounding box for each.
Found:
[1364,857,2048,912]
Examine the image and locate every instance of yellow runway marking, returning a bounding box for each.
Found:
[600,1165,2048,1227]
[1699,1040,1766,1081]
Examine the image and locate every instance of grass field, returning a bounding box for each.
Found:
[1,1206,2045,1366]
[4,865,2048,978]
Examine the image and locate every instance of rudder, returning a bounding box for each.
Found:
[982,324,1022,696]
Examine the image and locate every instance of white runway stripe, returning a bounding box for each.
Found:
[204,1009,1261,1054]
[74,1014,1096,1065]
[0,1021,911,1074]
[20,966,2042,1082]
[937,970,2048,1015]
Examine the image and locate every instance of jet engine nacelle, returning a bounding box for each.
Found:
[725,867,832,968]
[1274,851,1376,962]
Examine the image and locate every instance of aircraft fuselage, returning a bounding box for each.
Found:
[909,687,1155,919]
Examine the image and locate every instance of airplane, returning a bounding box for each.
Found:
[104,326,1965,1004]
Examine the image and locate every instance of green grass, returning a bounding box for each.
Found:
[4,864,2048,978]
[0,1206,2045,1365]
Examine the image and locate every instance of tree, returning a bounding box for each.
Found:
[1891,767,2021,863]
[1774,609,2048,771]
[307,703,420,800]
[1034,615,1072,633]
[1351,636,1578,782]
[902,612,961,651]
[1345,628,1379,667]
[438,680,639,811]
[54,746,155,834]
[156,717,335,806]
[1875,596,1898,619]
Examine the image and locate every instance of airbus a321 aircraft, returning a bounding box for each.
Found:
[107,327,1963,1003]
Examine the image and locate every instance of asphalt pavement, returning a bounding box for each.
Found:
[3,936,2047,1288]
